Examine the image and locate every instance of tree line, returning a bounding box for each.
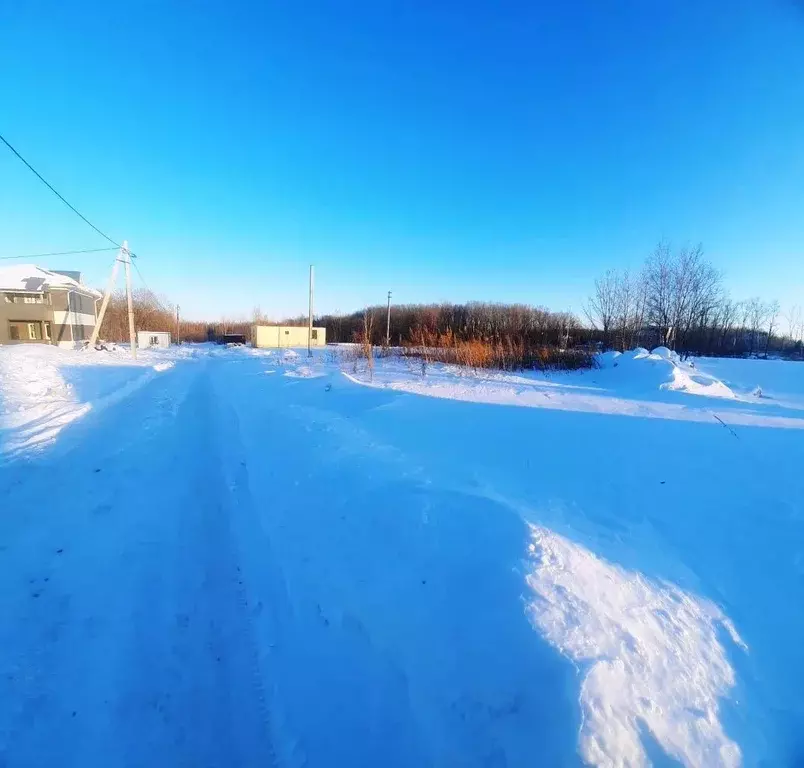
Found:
[97,290,256,344]
[585,242,802,358]
[314,303,594,371]
[98,289,177,343]
[317,302,585,348]
[95,241,803,364]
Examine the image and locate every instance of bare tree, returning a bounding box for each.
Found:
[641,242,723,355]
[746,297,770,356]
[673,245,722,356]
[715,298,740,354]
[585,269,619,349]
[643,241,675,347]
[611,270,647,352]
[357,308,375,380]
[765,300,781,357]
[784,305,801,354]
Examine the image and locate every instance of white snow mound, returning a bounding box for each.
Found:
[0,344,184,458]
[594,348,736,399]
[526,525,745,768]
[596,350,622,369]
[651,345,678,362]
[283,365,325,379]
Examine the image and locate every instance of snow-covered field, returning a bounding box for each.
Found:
[0,343,802,767]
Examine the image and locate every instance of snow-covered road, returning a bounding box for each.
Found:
[0,360,276,766]
[0,355,576,767]
[0,348,802,766]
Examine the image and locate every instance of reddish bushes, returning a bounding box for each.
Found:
[402,329,594,372]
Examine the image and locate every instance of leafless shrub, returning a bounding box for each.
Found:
[401,332,594,373]
[588,241,797,359]
[98,289,176,342]
[351,308,376,380]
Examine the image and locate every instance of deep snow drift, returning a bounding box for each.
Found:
[527,525,744,767]
[0,343,802,767]
[596,346,737,399]
[0,344,196,458]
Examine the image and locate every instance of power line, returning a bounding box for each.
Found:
[0,246,118,261]
[0,132,122,248]
[131,259,172,315]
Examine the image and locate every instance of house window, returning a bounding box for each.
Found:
[284,330,290,335]
[43,322,51,341]
[150,335,159,346]
[8,323,20,340]
[311,330,318,340]
[3,293,44,304]
[27,322,42,340]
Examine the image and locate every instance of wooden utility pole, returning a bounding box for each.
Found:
[89,245,124,348]
[123,244,137,358]
[386,290,392,347]
[308,264,315,358]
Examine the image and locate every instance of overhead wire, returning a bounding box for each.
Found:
[131,259,173,315]
[0,132,122,249]
[0,246,118,261]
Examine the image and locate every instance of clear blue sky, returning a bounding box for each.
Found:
[1,0,803,320]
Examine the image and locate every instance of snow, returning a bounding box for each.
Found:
[0,264,101,295]
[350,349,804,431]
[527,525,744,768]
[0,343,802,766]
[600,348,737,399]
[0,344,194,458]
[693,356,804,410]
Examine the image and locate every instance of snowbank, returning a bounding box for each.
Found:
[527,525,744,767]
[694,356,804,408]
[595,347,736,399]
[0,344,187,458]
[595,350,622,369]
[2,343,802,765]
[284,365,325,379]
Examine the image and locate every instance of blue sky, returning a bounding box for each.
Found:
[1,0,803,320]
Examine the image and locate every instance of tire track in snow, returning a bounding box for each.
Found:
[199,361,287,767]
[213,355,580,767]
[207,357,308,767]
[0,360,277,767]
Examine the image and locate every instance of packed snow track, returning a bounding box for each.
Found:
[0,346,802,767]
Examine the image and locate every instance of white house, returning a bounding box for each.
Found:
[137,331,172,349]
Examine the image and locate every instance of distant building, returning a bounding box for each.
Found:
[219,333,246,345]
[252,325,326,348]
[0,265,101,347]
[137,331,171,349]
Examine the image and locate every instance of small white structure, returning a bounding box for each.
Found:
[137,331,171,349]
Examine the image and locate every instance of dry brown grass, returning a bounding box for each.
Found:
[402,330,594,373]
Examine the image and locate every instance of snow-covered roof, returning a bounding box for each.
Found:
[0,264,101,297]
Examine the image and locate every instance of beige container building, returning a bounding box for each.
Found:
[252,325,326,348]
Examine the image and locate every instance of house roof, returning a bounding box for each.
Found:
[0,264,101,297]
